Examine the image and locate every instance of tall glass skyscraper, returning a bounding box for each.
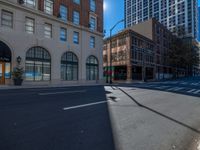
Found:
[125,0,198,38]
[198,6,200,41]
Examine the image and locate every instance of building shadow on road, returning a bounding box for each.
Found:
[0,86,116,150]
[117,87,200,134]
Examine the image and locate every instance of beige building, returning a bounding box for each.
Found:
[0,0,103,85]
[131,18,175,79]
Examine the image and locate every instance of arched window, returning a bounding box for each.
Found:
[0,41,11,84]
[61,52,78,80]
[86,55,98,80]
[25,46,51,81]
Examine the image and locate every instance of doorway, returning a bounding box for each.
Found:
[0,62,5,84]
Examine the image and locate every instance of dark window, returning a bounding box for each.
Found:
[25,47,51,81]
[73,31,79,44]
[59,5,67,21]
[61,52,78,80]
[86,56,98,80]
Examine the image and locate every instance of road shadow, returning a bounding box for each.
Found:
[0,86,116,150]
[117,87,200,134]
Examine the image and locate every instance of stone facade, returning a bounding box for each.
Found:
[0,0,103,85]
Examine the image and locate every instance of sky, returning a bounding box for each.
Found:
[103,0,200,38]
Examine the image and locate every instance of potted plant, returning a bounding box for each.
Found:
[12,66,24,86]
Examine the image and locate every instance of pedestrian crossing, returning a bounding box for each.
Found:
[160,81,200,86]
[134,83,200,96]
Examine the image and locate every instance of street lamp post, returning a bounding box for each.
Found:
[109,19,124,84]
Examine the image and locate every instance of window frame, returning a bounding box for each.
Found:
[25,46,51,81]
[61,52,78,81]
[73,31,79,44]
[89,15,96,30]
[73,0,80,5]
[59,5,67,22]
[90,0,96,12]
[73,10,80,25]
[1,10,13,29]
[44,0,54,15]
[90,36,95,48]
[44,23,52,38]
[60,27,67,42]
[25,17,35,34]
[24,0,36,8]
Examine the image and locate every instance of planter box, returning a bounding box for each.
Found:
[13,79,23,86]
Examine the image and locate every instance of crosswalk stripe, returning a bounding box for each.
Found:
[173,87,184,91]
[187,89,196,93]
[156,86,170,89]
[180,82,187,85]
[167,87,178,91]
[191,83,199,86]
[194,90,200,94]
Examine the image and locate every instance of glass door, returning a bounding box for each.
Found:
[0,62,5,84]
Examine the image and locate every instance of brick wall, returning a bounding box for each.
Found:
[38,0,103,33]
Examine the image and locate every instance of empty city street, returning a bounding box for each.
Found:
[0,86,115,150]
[1,77,200,150]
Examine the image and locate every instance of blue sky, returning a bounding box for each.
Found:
[104,0,200,38]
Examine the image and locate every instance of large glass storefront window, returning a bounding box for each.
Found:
[0,41,11,84]
[86,55,98,80]
[61,52,78,81]
[25,47,51,81]
[5,63,11,79]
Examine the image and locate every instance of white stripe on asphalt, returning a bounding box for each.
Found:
[38,90,86,96]
[187,89,196,93]
[194,90,200,94]
[155,86,170,89]
[63,101,107,111]
[167,87,179,91]
[191,83,199,86]
[180,82,187,85]
[173,87,184,91]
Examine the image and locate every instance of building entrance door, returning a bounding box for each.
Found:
[0,62,5,84]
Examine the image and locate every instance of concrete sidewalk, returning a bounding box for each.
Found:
[0,83,104,90]
[105,85,200,150]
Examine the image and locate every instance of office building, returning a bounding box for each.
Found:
[198,6,200,41]
[125,0,198,38]
[0,0,103,85]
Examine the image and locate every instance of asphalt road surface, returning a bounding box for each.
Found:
[1,76,200,150]
[0,86,115,150]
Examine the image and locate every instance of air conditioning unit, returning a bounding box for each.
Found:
[18,0,24,4]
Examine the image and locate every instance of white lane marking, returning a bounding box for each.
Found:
[187,89,196,93]
[167,87,179,91]
[191,83,199,86]
[180,82,187,85]
[38,90,86,96]
[147,85,156,87]
[173,87,184,91]
[155,86,170,89]
[194,90,200,94]
[63,101,107,111]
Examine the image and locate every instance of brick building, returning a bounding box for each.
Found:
[0,0,103,85]
[103,29,155,82]
[103,18,181,82]
[131,18,177,80]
